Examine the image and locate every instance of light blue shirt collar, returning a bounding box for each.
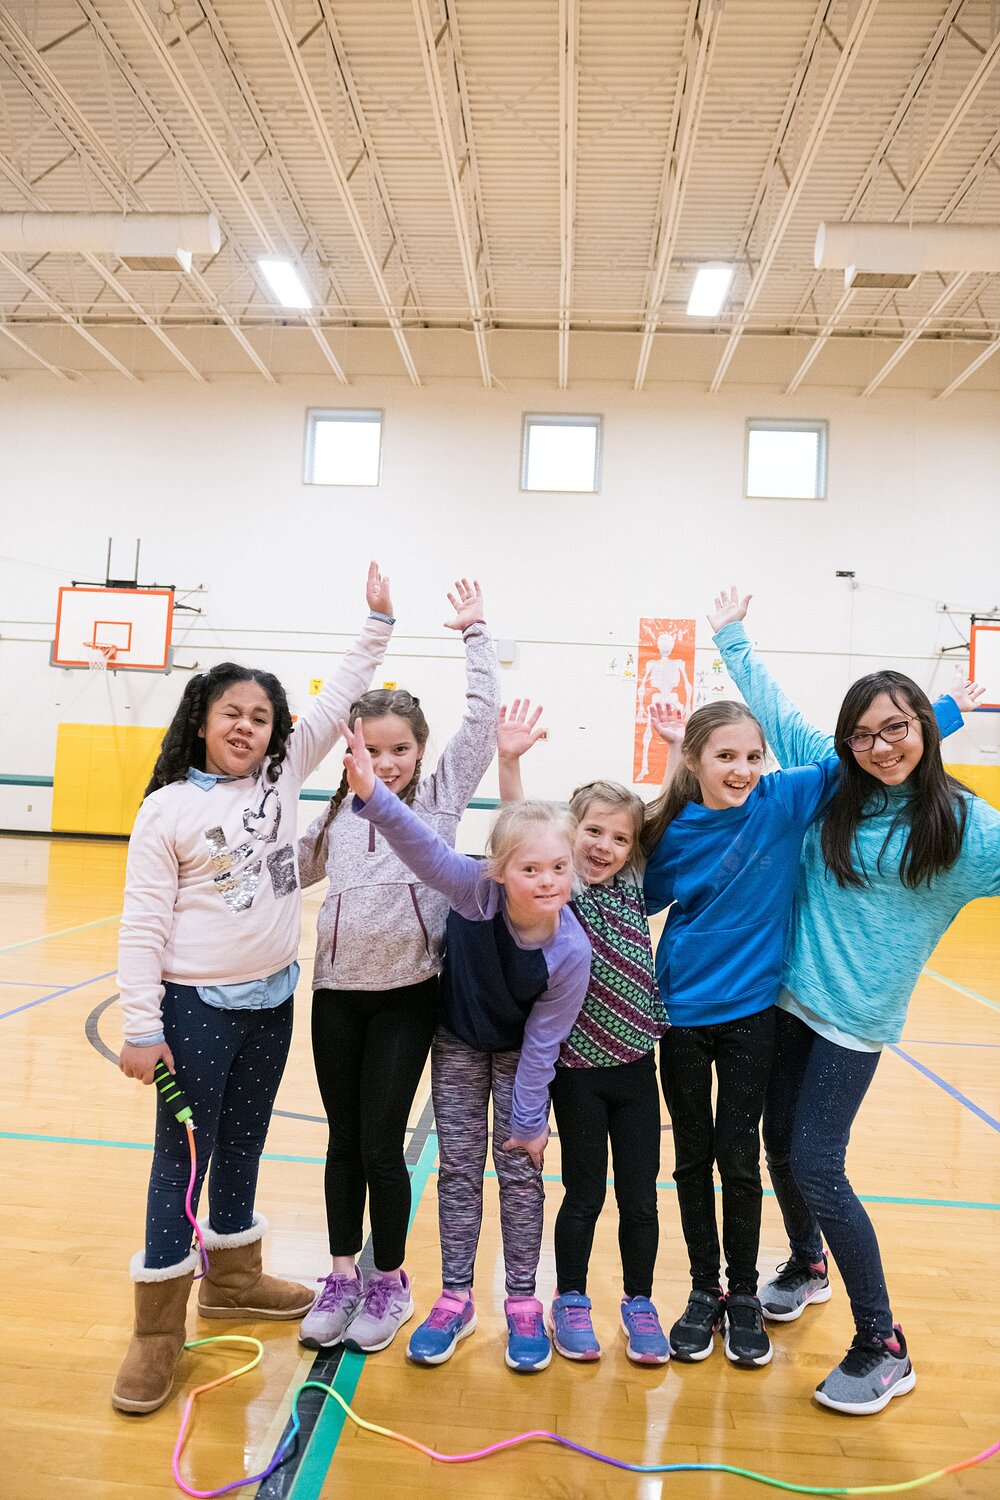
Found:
[186,766,241,791]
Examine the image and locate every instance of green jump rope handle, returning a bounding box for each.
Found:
[153,1060,193,1125]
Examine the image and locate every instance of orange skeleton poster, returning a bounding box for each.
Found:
[633,618,695,784]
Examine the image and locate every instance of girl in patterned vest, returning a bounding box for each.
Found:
[497,703,671,1364]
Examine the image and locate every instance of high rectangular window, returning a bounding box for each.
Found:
[521,413,602,493]
[304,409,383,486]
[745,419,827,501]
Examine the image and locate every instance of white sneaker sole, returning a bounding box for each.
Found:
[668,1334,717,1362]
[761,1281,832,1323]
[406,1312,478,1366]
[505,1342,552,1373]
[342,1298,415,1354]
[724,1330,773,1367]
[814,1367,916,1415]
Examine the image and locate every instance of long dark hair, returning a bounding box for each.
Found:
[313,688,430,857]
[144,663,293,797]
[640,701,766,856]
[821,670,968,889]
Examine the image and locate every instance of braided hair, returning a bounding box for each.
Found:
[144,663,293,797]
[313,688,430,858]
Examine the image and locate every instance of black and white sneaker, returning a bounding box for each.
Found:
[724,1292,772,1367]
[668,1289,726,1362]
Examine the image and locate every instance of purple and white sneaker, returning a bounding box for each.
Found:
[407,1291,478,1366]
[343,1269,415,1353]
[299,1269,363,1350]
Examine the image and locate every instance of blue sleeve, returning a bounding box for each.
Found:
[352,780,496,920]
[959,798,1000,898]
[642,845,674,916]
[767,757,841,826]
[509,921,592,1139]
[715,622,965,769]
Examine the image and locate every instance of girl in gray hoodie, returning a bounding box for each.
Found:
[297,578,500,1355]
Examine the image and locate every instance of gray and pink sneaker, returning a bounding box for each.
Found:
[299,1269,364,1350]
[343,1270,415,1353]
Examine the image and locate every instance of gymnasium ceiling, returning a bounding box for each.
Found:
[0,0,999,392]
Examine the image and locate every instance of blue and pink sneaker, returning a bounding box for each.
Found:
[504,1296,552,1372]
[620,1295,670,1364]
[549,1291,601,1361]
[406,1290,477,1366]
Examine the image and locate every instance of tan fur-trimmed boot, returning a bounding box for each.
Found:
[112,1249,198,1414]
[197,1214,315,1320]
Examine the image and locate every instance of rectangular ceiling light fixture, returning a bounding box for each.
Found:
[687,264,734,317]
[259,258,312,309]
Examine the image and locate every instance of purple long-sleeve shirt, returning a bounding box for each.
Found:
[353,779,591,1137]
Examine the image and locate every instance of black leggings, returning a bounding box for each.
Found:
[659,1008,775,1295]
[550,1053,661,1299]
[311,980,438,1271]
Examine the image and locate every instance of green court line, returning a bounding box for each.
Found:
[286,1130,440,1500]
[2,1130,996,1216]
[923,966,1000,1015]
[0,912,119,955]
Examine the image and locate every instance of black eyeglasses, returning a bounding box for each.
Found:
[842,716,916,754]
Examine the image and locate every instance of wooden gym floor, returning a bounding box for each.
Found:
[1,832,997,1499]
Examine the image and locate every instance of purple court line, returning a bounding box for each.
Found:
[888,1044,1000,1134]
[0,970,117,1021]
[0,980,60,988]
[905,1038,1000,1049]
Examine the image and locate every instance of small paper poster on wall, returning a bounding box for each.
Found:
[633,617,695,784]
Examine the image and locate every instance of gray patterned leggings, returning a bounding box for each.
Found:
[431,1027,544,1298]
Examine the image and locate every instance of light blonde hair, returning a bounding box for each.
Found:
[487,800,577,880]
[569,779,645,872]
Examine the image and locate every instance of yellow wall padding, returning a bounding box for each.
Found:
[945,763,1000,811]
[52,724,165,835]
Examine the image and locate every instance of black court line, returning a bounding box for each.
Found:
[254,1092,438,1499]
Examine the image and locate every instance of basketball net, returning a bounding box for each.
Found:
[82,642,118,673]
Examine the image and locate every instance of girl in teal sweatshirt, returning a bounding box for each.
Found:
[712,588,996,1417]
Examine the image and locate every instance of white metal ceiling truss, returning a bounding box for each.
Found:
[0,0,997,391]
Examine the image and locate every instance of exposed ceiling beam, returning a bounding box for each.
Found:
[0,317,69,376]
[263,0,421,385]
[634,0,722,391]
[937,332,1000,398]
[708,0,880,393]
[120,0,347,382]
[0,246,137,378]
[412,0,493,387]
[557,0,578,389]
[860,272,970,395]
[786,14,1000,392]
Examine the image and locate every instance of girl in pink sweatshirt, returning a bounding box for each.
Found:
[112,562,393,1417]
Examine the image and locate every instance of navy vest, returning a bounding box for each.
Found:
[440,907,550,1052]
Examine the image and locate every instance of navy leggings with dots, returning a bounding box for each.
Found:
[144,982,293,1268]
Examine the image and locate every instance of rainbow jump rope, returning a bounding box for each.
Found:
[151,1062,998,1498]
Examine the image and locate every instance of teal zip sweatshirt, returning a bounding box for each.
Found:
[714,622,1000,1045]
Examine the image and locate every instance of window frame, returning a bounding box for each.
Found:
[520,411,603,495]
[303,407,384,487]
[744,418,828,502]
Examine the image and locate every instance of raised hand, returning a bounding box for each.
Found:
[366,560,393,617]
[949,668,986,714]
[444,577,484,632]
[498,699,547,761]
[708,585,751,634]
[649,701,687,744]
[340,717,376,801]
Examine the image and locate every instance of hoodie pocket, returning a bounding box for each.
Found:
[409,886,431,955]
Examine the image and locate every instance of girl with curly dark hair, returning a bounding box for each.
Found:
[112,561,395,1417]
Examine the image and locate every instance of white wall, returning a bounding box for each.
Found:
[2,373,999,838]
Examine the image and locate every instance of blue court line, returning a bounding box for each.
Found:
[923,966,1000,1015]
[0,980,59,988]
[888,1043,1000,1134]
[6,1133,996,1213]
[0,970,117,1021]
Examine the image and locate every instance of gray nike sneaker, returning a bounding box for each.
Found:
[299,1269,363,1349]
[759,1253,831,1322]
[814,1325,916,1415]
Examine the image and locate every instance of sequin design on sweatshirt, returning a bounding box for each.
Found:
[205,825,261,913]
[243,785,280,844]
[266,844,298,898]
